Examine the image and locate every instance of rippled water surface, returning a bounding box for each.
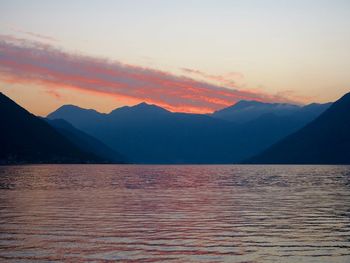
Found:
[0,165,349,262]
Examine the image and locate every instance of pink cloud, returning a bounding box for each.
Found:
[181,67,244,87]
[0,35,301,113]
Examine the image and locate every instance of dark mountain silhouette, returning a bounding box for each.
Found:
[291,102,332,123]
[0,92,109,164]
[51,102,235,163]
[246,92,350,164]
[48,100,330,164]
[46,119,126,163]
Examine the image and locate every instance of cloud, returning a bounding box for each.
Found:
[0,35,301,113]
[10,27,58,42]
[181,68,244,87]
[45,89,63,100]
[275,90,313,104]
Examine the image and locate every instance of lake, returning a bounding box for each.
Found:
[0,165,349,262]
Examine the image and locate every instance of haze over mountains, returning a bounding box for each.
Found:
[212,100,300,122]
[212,100,331,123]
[48,98,331,164]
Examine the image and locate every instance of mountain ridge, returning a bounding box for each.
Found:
[47,98,331,164]
[246,92,350,164]
[211,100,329,123]
[0,93,104,164]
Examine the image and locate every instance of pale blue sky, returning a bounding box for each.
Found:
[1,0,350,114]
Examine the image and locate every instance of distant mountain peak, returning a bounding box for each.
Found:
[235,100,265,105]
[212,99,301,123]
[133,102,157,109]
[111,101,170,115]
[234,100,299,107]
[217,100,299,113]
[133,101,167,110]
[59,104,80,109]
[231,100,267,109]
[136,102,150,107]
[0,93,106,164]
[47,104,104,125]
[54,104,101,113]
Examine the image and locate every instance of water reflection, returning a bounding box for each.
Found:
[0,165,349,262]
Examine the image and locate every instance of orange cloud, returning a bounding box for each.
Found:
[0,35,301,113]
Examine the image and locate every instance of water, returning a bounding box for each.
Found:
[0,165,349,262]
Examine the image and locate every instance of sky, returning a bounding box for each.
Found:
[0,0,350,115]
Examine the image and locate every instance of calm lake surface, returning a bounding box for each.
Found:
[0,165,349,262]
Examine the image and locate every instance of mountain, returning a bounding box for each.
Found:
[48,100,330,164]
[50,102,242,163]
[50,102,236,163]
[246,92,350,164]
[47,104,105,131]
[291,102,333,123]
[46,119,126,163]
[212,100,300,123]
[0,92,107,164]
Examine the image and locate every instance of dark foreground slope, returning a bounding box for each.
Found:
[0,93,109,164]
[46,119,126,163]
[246,92,350,164]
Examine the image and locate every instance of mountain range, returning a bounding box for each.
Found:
[3,90,348,164]
[47,97,331,164]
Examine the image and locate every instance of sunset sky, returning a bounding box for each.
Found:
[1,0,350,115]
